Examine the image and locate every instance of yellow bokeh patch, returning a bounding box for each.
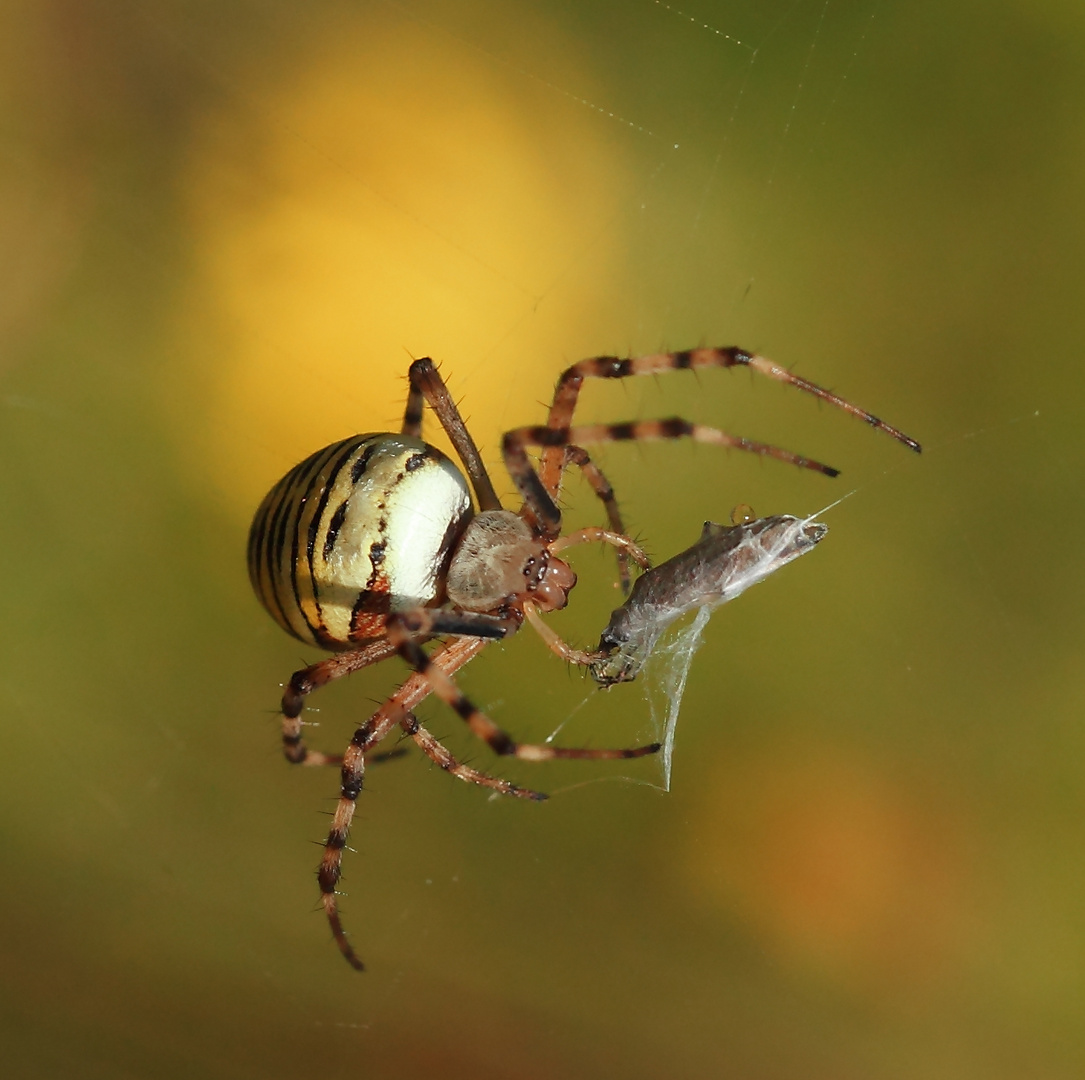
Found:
[170,11,631,515]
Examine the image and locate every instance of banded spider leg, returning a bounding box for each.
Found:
[518,346,921,535]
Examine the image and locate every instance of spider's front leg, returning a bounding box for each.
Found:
[533,347,921,500]
[504,419,841,539]
[561,445,640,594]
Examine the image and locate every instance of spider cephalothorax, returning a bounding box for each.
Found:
[248,349,919,968]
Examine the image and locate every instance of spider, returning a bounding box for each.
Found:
[247,348,920,969]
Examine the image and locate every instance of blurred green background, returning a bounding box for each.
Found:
[3,1,1084,1077]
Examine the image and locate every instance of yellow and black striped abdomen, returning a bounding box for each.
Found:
[248,434,473,649]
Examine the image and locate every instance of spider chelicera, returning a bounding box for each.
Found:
[247,348,920,968]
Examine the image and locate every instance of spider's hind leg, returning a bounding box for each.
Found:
[401,712,549,801]
[315,634,494,971]
[280,640,399,765]
[386,615,661,764]
[403,357,502,511]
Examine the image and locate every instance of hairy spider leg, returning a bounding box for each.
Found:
[403,357,502,511]
[313,603,552,969]
[317,634,492,971]
[522,602,600,667]
[279,607,510,765]
[281,640,400,765]
[548,525,651,567]
[385,614,661,764]
[289,700,549,800]
[400,712,548,802]
[561,444,639,593]
[533,346,922,522]
[506,418,844,538]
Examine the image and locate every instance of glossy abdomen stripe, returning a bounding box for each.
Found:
[248,434,473,649]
